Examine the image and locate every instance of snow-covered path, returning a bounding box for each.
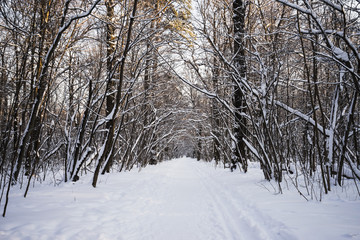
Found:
[113,159,294,240]
[1,158,359,240]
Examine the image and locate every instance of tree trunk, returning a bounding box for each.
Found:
[102,0,116,174]
[92,0,139,187]
[232,0,247,172]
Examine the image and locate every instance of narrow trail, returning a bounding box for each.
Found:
[0,158,298,240]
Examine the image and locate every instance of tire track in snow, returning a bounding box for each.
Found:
[193,163,265,240]
[193,162,297,240]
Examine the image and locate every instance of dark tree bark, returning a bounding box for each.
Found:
[92,0,139,187]
[102,0,116,174]
[105,0,116,125]
[232,0,247,172]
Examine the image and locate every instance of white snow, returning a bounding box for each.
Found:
[1,158,359,240]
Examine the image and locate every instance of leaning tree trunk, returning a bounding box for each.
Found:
[92,0,139,188]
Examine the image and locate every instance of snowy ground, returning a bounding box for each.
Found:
[1,157,359,240]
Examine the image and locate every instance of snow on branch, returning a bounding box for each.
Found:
[243,138,260,160]
[273,99,330,136]
[275,0,311,14]
[319,0,343,12]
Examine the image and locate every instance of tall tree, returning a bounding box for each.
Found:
[92,0,139,188]
[232,0,248,172]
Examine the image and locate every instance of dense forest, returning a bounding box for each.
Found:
[0,0,359,217]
